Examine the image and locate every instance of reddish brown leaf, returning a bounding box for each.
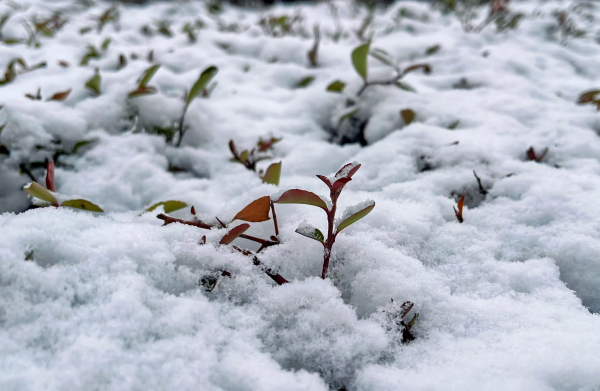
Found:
[273,189,329,212]
[46,159,55,192]
[577,90,600,104]
[403,63,431,75]
[220,223,250,245]
[233,196,271,222]
[191,205,196,215]
[48,89,71,101]
[335,162,361,180]
[332,177,351,194]
[454,195,465,223]
[58,60,69,68]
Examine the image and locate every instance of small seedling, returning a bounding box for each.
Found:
[327,42,431,97]
[229,138,282,186]
[272,162,375,279]
[384,299,419,343]
[23,160,104,212]
[129,64,160,97]
[85,69,101,95]
[526,146,548,162]
[453,195,465,223]
[176,65,218,146]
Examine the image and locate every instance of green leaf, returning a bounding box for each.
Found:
[85,70,101,94]
[400,109,415,125]
[295,76,314,88]
[186,66,218,108]
[407,313,419,332]
[262,162,281,186]
[239,150,248,164]
[61,199,104,212]
[219,223,250,245]
[338,107,360,126]
[351,42,370,82]
[394,81,416,92]
[146,200,187,213]
[578,90,600,104]
[369,48,395,68]
[335,200,375,234]
[295,222,324,244]
[326,80,346,93]
[101,38,111,50]
[23,182,58,206]
[448,120,460,130]
[273,189,329,212]
[137,64,161,88]
[425,44,441,56]
[72,139,97,154]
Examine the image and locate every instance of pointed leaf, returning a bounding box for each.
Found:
[370,48,395,68]
[61,199,104,212]
[45,160,55,192]
[73,139,97,154]
[23,182,58,206]
[401,109,415,125]
[239,150,248,164]
[316,174,332,189]
[351,42,370,82]
[295,76,314,88]
[457,195,464,214]
[186,66,218,107]
[48,89,71,101]
[128,86,157,98]
[295,221,324,244]
[399,301,414,318]
[335,200,375,234]
[272,189,329,212]
[146,200,187,213]
[262,162,281,186]
[332,177,351,194]
[407,313,419,331]
[229,139,239,158]
[394,81,416,92]
[326,80,346,93]
[137,64,161,88]
[425,44,441,55]
[101,38,111,50]
[85,71,101,94]
[220,223,250,245]
[578,90,600,104]
[338,107,360,126]
[233,196,271,222]
[334,161,361,180]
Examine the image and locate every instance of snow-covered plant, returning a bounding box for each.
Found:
[23,160,104,212]
[526,146,548,163]
[272,162,375,279]
[577,89,600,110]
[157,196,287,286]
[375,299,419,344]
[229,138,282,185]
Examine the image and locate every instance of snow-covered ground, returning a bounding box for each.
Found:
[2,0,600,389]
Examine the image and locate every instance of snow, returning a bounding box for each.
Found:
[2,0,600,390]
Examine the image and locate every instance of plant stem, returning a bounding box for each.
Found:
[233,246,288,285]
[322,188,337,279]
[356,64,430,97]
[175,107,188,147]
[270,201,279,237]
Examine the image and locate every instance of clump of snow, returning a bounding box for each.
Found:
[2,0,600,389]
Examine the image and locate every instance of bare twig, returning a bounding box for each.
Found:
[232,246,288,285]
[473,170,488,195]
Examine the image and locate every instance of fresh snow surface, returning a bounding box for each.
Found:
[2,0,600,390]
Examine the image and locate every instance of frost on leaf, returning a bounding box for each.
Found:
[295,221,324,244]
[335,200,375,234]
[333,161,361,181]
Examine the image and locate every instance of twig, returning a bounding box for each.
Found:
[19,164,38,182]
[473,170,488,195]
[232,246,288,285]
[270,201,279,237]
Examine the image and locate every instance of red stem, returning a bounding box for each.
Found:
[321,188,338,279]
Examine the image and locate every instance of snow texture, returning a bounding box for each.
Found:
[2,0,600,390]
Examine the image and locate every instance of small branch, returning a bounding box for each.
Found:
[175,108,188,148]
[157,213,212,229]
[19,164,38,182]
[473,170,488,195]
[233,246,288,285]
